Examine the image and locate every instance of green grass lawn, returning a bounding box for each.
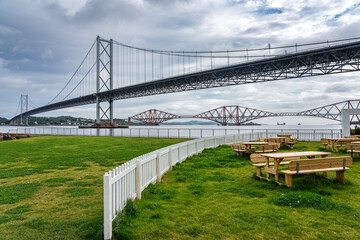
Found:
[114,141,360,240]
[0,136,187,240]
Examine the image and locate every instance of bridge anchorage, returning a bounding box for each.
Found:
[9,36,360,130]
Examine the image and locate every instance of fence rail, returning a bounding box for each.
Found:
[7,127,342,141]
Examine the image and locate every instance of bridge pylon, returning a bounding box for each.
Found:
[20,94,28,125]
[95,36,114,124]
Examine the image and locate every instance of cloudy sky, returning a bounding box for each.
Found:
[1,0,360,125]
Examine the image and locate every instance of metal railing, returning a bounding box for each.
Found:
[8,127,342,141]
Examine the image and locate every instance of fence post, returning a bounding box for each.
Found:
[156,152,161,182]
[168,148,173,171]
[266,129,268,138]
[313,130,316,141]
[103,173,112,240]
[186,142,190,156]
[135,159,142,200]
[331,130,333,138]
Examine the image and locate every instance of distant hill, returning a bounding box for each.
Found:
[0,117,8,124]
[162,120,218,125]
[161,120,261,126]
[27,116,95,126]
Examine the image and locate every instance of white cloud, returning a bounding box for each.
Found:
[41,49,53,60]
[0,24,20,35]
[0,76,31,88]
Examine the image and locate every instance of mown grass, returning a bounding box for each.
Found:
[0,135,187,240]
[113,141,360,240]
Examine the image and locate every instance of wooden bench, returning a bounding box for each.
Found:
[231,143,247,156]
[346,144,360,158]
[320,138,329,149]
[281,156,352,187]
[251,154,300,178]
[268,142,281,148]
[255,144,279,153]
[288,138,297,149]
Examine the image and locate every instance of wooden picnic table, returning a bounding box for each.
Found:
[344,135,360,138]
[277,134,292,138]
[328,138,359,151]
[268,137,289,145]
[261,151,331,184]
[241,142,268,152]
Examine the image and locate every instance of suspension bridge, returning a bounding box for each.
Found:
[9,36,360,126]
[129,100,360,125]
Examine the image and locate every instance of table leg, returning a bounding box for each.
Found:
[274,159,279,182]
[265,157,270,179]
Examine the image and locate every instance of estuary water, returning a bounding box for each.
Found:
[0,124,341,133]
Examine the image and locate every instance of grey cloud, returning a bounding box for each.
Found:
[325,84,352,93]
[1,0,360,122]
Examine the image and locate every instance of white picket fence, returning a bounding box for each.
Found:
[103,132,256,239]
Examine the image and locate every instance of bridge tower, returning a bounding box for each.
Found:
[20,94,28,125]
[95,36,114,124]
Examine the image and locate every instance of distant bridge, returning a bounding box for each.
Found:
[9,36,360,125]
[129,100,360,125]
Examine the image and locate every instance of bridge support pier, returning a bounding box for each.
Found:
[341,109,360,137]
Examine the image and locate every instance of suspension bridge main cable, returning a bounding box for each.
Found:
[48,39,97,104]
[113,36,360,57]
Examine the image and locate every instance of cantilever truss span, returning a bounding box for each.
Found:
[10,38,360,122]
[130,109,180,125]
[130,100,360,125]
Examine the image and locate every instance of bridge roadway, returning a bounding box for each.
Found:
[10,39,360,122]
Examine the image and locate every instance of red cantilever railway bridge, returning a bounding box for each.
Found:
[129,100,360,125]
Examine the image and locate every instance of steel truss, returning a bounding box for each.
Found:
[297,100,360,124]
[130,109,180,125]
[129,100,360,125]
[193,106,276,125]
[96,36,114,123]
[10,39,360,122]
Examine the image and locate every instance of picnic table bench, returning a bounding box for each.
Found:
[346,142,360,157]
[320,138,330,149]
[277,134,292,138]
[255,144,279,153]
[231,143,247,156]
[281,156,352,187]
[288,138,297,149]
[333,138,359,152]
[251,154,300,179]
[260,151,331,183]
[231,142,268,156]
